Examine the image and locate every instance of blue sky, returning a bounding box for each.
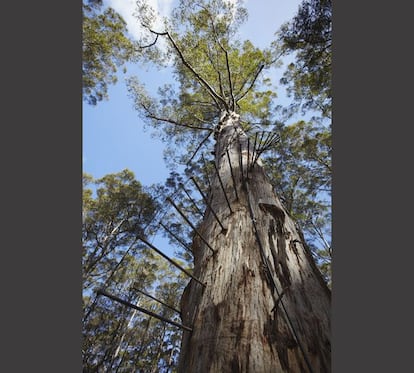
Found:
[83,0,303,256]
[83,0,302,186]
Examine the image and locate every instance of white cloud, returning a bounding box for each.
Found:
[215,0,246,22]
[106,0,174,40]
[225,0,242,6]
[105,0,250,39]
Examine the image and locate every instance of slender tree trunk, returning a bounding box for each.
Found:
[151,324,167,373]
[178,112,331,373]
[111,301,140,370]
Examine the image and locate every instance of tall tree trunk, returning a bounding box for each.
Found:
[178,112,331,373]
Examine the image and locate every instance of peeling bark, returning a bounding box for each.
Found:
[178,112,330,373]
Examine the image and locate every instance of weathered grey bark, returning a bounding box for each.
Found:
[178,112,331,373]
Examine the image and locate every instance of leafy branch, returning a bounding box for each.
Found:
[141,25,230,112]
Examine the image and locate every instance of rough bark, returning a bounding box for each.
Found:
[178,112,331,373]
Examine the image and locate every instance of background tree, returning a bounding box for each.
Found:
[82,170,157,292]
[267,0,332,284]
[83,170,189,371]
[82,0,137,105]
[264,119,332,285]
[274,0,332,119]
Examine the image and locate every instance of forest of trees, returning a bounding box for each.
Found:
[83,0,331,371]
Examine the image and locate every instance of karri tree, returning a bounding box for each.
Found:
[124,0,331,371]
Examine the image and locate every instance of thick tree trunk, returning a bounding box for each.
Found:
[178,112,331,373]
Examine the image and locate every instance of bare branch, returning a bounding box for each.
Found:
[203,46,227,105]
[235,63,265,104]
[217,66,226,102]
[223,48,235,111]
[187,131,213,165]
[269,49,285,65]
[310,154,332,173]
[188,100,216,108]
[147,112,213,132]
[138,34,160,49]
[190,113,214,125]
[144,26,228,111]
[233,70,254,100]
[204,7,236,111]
[141,103,213,132]
[309,220,331,255]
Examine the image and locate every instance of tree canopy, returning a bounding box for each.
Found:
[264,119,331,283]
[127,0,277,161]
[266,0,332,282]
[82,0,137,105]
[82,169,158,291]
[82,170,189,371]
[275,0,332,118]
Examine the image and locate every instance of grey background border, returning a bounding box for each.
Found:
[333,1,412,372]
[2,1,82,371]
[2,1,412,371]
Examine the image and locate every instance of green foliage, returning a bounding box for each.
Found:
[127,0,332,285]
[82,265,186,372]
[128,0,277,152]
[82,169,189,371]
[148,170,206,265]
[263,120,332,284]
[82,169,158,290]
[83,0,137,105]
[268,0,332,284]
[275,0,332,118]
